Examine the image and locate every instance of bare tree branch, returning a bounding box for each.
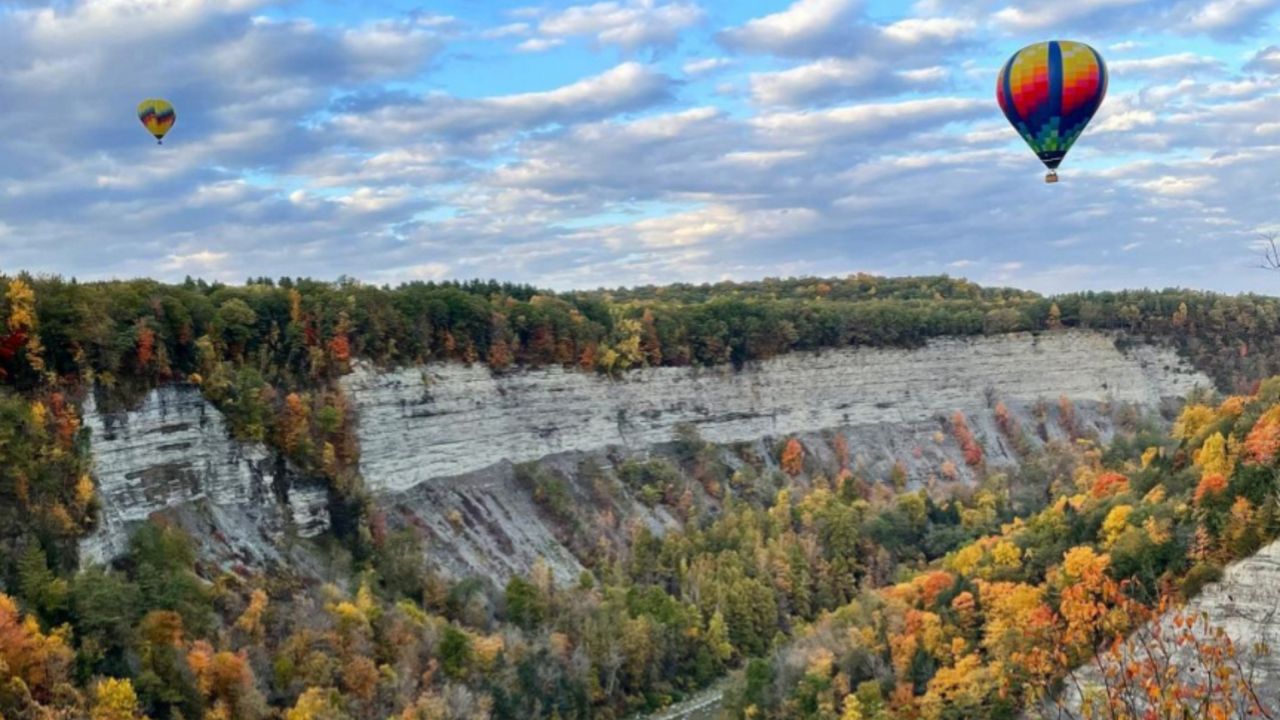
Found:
[1258,232,1280,271]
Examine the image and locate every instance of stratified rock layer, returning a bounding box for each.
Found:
[80,384,329,567]
[345,331,1208,581]
[346,331,1207,495]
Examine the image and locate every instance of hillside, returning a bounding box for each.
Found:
[0,272,1277,719]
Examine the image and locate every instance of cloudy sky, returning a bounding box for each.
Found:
[2,0,1280,293]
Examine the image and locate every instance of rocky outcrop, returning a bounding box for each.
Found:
[346,331,1207,494]
[80,384,329,568]
[346,331,1209,582]
[1052,539,1280,714]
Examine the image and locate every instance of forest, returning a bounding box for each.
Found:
[2,271,1280,719]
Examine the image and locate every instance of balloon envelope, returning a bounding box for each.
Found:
[137,98,176,142]
[996,41,1107,171]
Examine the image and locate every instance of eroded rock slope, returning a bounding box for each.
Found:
[346,331,1208,582]
[80,384,329,568]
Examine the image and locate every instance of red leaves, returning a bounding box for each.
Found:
[136,326,156,368]
[951,411,984,467]
[1091,472,1131,499]
[327,334,351,364]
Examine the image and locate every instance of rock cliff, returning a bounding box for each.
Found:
[1052,538,1280,714]
[345,331,1209,582]
[345,332,1205,495]
[79,384,330,569]
[81,331,1209,580]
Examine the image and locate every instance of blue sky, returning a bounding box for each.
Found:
[2,0,1280,293]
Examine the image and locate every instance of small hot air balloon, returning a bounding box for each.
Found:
[997,41,1107,183]
[137,98,176,144]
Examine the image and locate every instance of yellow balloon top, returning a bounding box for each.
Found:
[137,98,176,143]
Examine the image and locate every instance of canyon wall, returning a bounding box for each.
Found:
[83,331,1210,580]
[347,331,1209,581]
[345,331,1208,494]
[80,384,329,569]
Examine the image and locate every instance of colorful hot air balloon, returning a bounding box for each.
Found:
[996,41,1107,183]
[137,98,176,144]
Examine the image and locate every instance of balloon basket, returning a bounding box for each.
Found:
[1044,171,1058,184]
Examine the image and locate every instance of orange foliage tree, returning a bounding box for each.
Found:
[781,438,805,477]
[951,412,983,467]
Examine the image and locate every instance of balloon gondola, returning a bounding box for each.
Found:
[997,41,1107,183]
[137,98,176,145]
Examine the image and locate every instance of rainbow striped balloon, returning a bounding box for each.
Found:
[997,41,1107,180]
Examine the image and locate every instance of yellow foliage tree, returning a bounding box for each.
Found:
[92,677,147,720]
[0,591,73,696]
[1100,505,1133,548]
[235,589,269,640]
[991,540,1021,568]
[5,277,45,372]
[1172,404,1215,441]
[1194,431,1233,477]
[285,687,348,720]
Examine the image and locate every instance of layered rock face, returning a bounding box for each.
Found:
[346,331,1207,494]
[346,331,1209,581]
[80,332,1208,579]
[80,384,329,568]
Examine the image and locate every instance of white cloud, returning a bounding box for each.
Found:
[482,22,531,39]
[1109,40,1146,52]
[881,16,974,44]
[992,0,1147,31]
[1137,174,1216,195]
[161,250,230,271]
[525,0,704,51]
[751,97,986,145]
[683,57,733,75]
[1111,53,1224,76]
[719,0,865,56]
[750,58,947,106]
[328,63,676,143]
[1184,0,1280,37]
[1245,45,1280,73]
[517,37,565,52]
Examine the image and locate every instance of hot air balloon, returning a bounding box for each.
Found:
[996,41,1107,183]
[137,98,176,144]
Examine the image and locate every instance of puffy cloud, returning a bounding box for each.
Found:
[1110,52,1225,76]
[517,0,704,51]
[1183,0,1280,37]
[750,97,987,146]
[325,63,676,144]
[992,0,1153,32]
[718,0,872,57]
[749,58,947,106]
[3,0,1280,294]
[682,57,733,75]
[1245,45,1280,73]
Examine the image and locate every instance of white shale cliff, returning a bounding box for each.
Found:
[344,331,1207,582]
[80,384,330,568]
[85,331,1208,580]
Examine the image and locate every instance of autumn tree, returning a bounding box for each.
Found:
[4,277,46,375]
[640,308,662,366]
[951,411,983,467]
[781,438,805,477]
[92,677,147,720]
